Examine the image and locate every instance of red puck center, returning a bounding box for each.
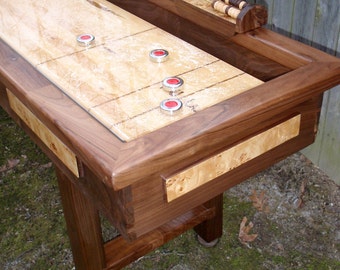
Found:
[164,100,179,108]
[166,78,181,85]
[153,50,166,56]
[80,35,92,41]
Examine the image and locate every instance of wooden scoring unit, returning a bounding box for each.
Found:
[1,0,339,269]
[146,0,268,34]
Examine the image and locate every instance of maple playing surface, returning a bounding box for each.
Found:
[0,0,262,141]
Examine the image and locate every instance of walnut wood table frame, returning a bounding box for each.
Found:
[1,1,340,269]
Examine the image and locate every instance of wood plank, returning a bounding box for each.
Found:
[37,28,262,141]
[337,33,340,58]
[7,89,79,177]
[1,0,339,253]
[128,99,322,238]
[37,26,262,140]
[235,3,268,33]
[106,72,261,140]
[183,0,236,24]
[0,0,153,66]
[253,0,274,25]
[0,41,136,239]
[270,0,295,35]
[56,167,106,270]
[1,0,263,141]
[1,1,339,192]
[104,205,215,269]
[165,115,301,202]
[300,0,340,183]
[194,194,223,244]
[145,0,236,37]
[146,0,267,34]
[110,0,291,81]
[110,61,340,190]
[291,0,317,45]
[310,86,340,182]
[311,0,340,58]
[231,28,339,69]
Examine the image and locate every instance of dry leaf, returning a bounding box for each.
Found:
[0,158,20,172]
[39,162,53,169]
[296,179,308,208]
[0,164,6,173]
[249,190,269,213]
[8,159,20,168]
[238,217,258,246]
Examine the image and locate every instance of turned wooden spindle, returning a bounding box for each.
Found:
[212,0,241,19]
[222,0,249,10]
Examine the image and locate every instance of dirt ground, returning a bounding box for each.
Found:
[224,153,340,268]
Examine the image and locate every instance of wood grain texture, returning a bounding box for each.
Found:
[212,1,241,19]
[186,0,237,23]
[1,0,339,200]
[37,29,262,141]
[150,0,267,33]
[1,0,340,243]
[110,0,290,81]
[235,3,268,33]
[291,0,317,45]
[270,0,295,35]
[1,1,340,268]
[320,1,340,54]
[165,115,301,202]
[7,89,79,177]
[0,40,136,240]
[0,39,121,188]
[146,0,237,37]
[317,86,340,179]
[250,0,273,24]
[231,28,339,69]
[1,0,263,141]
[110,61,340,192]
[124,96,326,239]
[194,194,223,243]
[0,0,153,65]
[56,167,106,270]
[104,204,215,269]
[1,33,327,238]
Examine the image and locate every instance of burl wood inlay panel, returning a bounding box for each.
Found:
[165,115,301,202]
[7,90,79,177]
[0,0,262,141]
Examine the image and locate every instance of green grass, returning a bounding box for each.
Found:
[0,108,72,269]
[125,197,264,270]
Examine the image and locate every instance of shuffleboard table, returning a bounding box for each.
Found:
[1,0,339,269]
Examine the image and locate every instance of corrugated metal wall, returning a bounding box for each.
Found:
[249,0,340,184]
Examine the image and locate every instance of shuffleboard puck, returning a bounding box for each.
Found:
[149,49,169,63]
[77,34,95,47]
[160,98,182,115]
[162,76,184,95]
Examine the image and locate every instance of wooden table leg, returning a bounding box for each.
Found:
[56,167,106,269]
[194,194,223,247]
[56,164,223,268]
